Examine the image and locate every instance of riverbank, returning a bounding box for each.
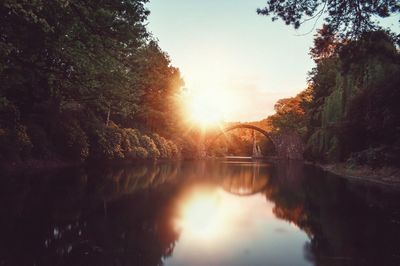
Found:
[0,157,183,176]
[311,162,400,189]
[0,159,81,175]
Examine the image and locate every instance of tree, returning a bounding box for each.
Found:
[257,0,400,39]
[131,41,184,135]
[0,0,185,162]
[303,30,400,164]
[268,90,311,136]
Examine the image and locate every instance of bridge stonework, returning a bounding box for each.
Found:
[204,124,304,160]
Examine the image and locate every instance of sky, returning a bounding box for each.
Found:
[146,0,399,122]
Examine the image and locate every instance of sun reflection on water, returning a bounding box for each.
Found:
[180,194,221,237]
[175,188,234,242]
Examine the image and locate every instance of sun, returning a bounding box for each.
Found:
[188,90,223,128]
[184,87,236,129]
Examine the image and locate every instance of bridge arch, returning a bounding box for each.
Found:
[205,124,276,152]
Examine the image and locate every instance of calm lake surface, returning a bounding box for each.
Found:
[1,159,400,266]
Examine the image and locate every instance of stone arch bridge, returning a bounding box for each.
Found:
[203,124,304,160]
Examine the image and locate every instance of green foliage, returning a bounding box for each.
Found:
[0,0,185,163]
[93,124,124,160]
[120,128,140,154]
[303,30,400,166]
[132,41,184,136]
[321,88,343,127]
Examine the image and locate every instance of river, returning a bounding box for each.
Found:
[1,159,400,266]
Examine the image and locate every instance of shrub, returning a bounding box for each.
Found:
[140,135,160,159]
[151,133,169,159]
[132,147,148,159]
[121,128,141,156]
[93,124,124,160]
[167,140,180,158]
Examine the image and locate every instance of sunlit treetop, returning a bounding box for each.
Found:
[257,0,400,40]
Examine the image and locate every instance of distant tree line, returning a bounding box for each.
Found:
[0,0,185,163]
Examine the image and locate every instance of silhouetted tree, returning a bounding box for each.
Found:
[257,0,399,40]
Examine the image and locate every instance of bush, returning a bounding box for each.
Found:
[151,133,170,159]
[122,131,179,160]
[120,128,141,155]
[140,135,160,159]
[167,140,180,158]
[91,124,124,160]
[132,147,148,159]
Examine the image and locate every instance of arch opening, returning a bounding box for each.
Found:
[205,124,276,157]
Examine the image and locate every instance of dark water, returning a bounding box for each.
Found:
[1,160,400,266]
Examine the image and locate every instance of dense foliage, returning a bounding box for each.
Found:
[0,0,184,162]
[268,29,400,167]
[267,89,312,137]
[257,0,400,40]
[259,2,400,166]
[306,30,400,166]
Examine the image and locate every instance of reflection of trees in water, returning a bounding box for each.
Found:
[87,162,180,201]
[46,192,178,266]
[0,163,182,266]
[1,162,400,266]
[265,161,308,228]
[263,162,400,266]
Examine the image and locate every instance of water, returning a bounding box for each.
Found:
[1,159,400,266]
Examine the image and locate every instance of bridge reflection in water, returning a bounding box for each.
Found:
[218,161,271,196]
